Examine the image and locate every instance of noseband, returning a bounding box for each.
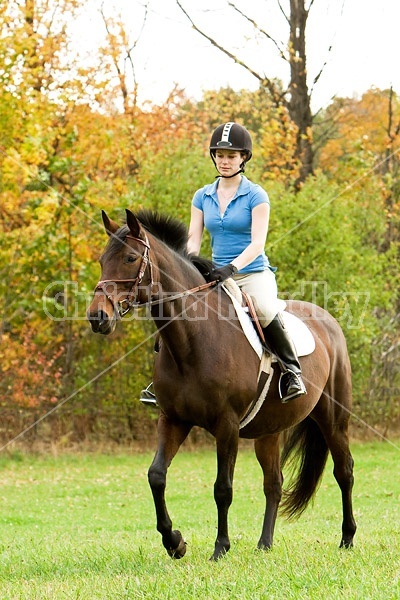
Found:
[95,234,152,317]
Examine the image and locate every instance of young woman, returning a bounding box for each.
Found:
[140,122,306,405]
[187,122,306,402]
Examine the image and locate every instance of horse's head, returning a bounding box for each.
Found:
[87,209,153,335]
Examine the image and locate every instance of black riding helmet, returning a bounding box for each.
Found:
[209,122,253,177]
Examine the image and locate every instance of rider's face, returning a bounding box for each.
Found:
[214,150,244,176]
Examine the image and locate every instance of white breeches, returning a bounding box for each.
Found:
[234,270,282,327]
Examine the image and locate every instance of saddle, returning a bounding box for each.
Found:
[221,279,315,429]
[222,279,315,359]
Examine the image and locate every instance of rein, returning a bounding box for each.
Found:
[95,233,217,317]
[147,281,217,307]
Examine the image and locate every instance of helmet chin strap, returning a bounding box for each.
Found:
[215,168,243,179]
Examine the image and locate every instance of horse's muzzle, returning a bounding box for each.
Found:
[87,309,116,335]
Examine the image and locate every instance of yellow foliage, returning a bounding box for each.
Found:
[319,88,400,177]
[2,150,31,191]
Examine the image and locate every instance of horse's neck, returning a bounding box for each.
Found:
[151,252,217,361]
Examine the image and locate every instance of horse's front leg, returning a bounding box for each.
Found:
[211,422,239,561]
[148,414,192,559]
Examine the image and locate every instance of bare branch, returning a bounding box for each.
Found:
[310,1,346,97]
[126,1,149,56]
[227,2,288,62]
[310,44,332,90]
[99,2,150,114]
[175,0,283,106]
[277,1,290,25]
[125,2,150,107]
[312,114,339,152]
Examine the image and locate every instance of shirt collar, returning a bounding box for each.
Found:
[205,176,250,198]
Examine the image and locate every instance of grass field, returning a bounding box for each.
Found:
[0,441,399,599]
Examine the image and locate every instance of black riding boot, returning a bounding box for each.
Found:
[262,313,307,403]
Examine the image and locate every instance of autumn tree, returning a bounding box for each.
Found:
[175,0,327,187]
[315,87,400,428]
[0,0,210,443]
[0,0,149,435]
[319,87,400,253]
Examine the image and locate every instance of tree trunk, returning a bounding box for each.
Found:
[24,0,43,92]
[288,0,314,187]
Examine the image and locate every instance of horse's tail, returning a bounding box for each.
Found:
[280,417,328,520]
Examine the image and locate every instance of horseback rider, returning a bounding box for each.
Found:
[140,122,306,405]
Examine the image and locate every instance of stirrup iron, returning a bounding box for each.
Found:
[278,370,307,403]
[139,383,158,407]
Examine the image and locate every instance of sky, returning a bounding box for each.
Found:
[74,0,400,111]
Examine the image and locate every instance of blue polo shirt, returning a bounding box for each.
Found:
[192,176,271,274]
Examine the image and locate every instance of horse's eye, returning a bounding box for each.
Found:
[125,255,136,264]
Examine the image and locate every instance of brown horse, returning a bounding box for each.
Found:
[87,209,356,561]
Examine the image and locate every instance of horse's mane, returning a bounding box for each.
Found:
[136,209,188,255]
[136,209,214,279]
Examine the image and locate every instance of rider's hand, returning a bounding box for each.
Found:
[210,263,238,282]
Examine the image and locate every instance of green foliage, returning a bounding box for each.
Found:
[128,141,212,221]
[266,173,396,404]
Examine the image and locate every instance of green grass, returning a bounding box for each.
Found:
[0,441,399,599]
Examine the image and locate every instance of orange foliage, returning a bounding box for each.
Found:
[318,88,400,249]
[0,327,64,408]
[318,88,400,177]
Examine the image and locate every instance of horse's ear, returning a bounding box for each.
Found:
[102,210,119,236]
[126,209,142,238]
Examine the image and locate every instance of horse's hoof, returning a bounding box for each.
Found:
[166,530,187,559]
[209,544,229,561]
[339,538,354,549]
[256,541,273,551]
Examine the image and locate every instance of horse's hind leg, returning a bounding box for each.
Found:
[317,409,357,548]
[328,425,357,548]
[254,433,283,550]
[148,414,192,559]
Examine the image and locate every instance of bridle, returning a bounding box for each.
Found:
[94,233,152,317]
[94,232,217,318]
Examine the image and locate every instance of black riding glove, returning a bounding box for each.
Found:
[210,263,238,282]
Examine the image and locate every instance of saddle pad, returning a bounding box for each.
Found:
[281,310,315,356]
[222,283,315,358]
